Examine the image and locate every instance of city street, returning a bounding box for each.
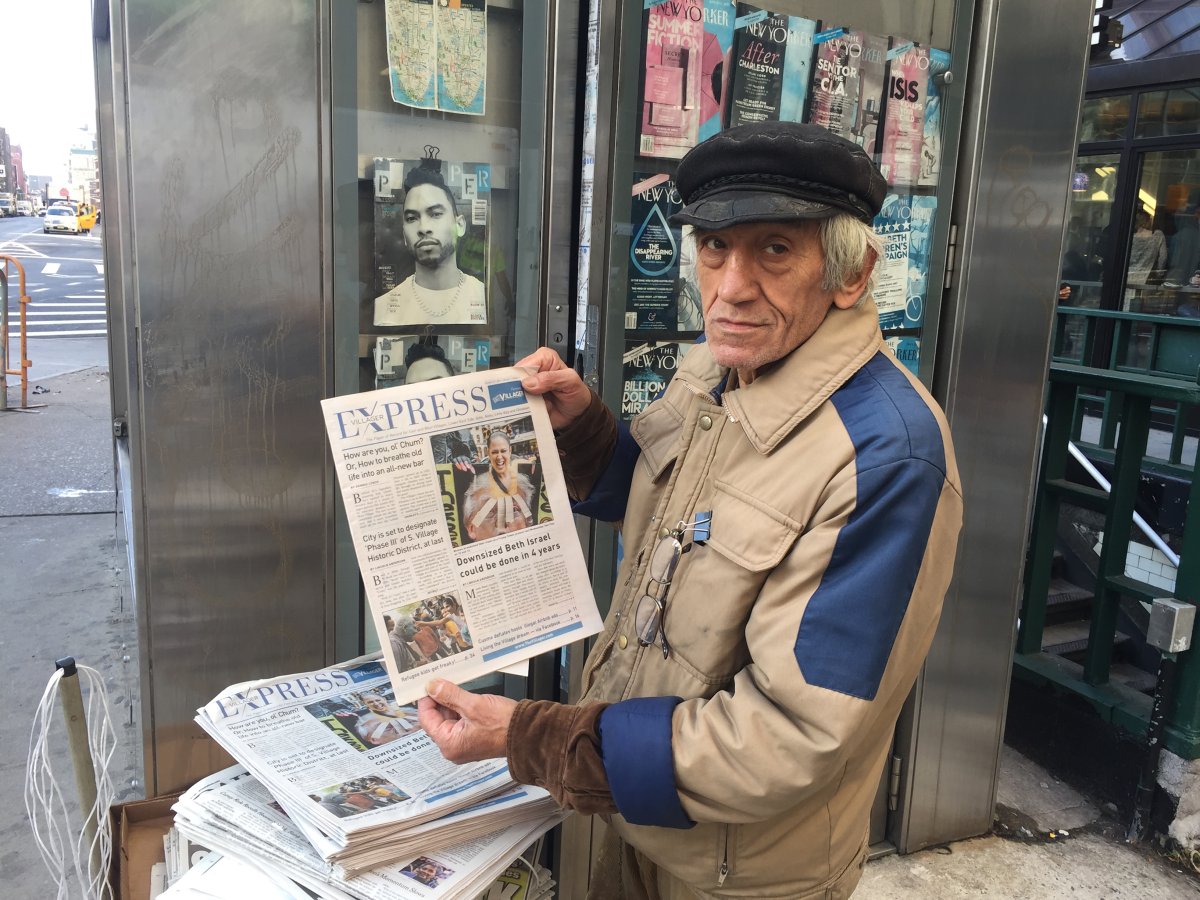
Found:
[0,212,106,338]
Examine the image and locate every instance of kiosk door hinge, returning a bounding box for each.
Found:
[887,754,903,811]
[943,224,958,291]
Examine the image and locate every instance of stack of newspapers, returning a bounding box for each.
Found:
[174,653,562,898]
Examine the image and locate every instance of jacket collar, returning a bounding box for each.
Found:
[676,297,884,454]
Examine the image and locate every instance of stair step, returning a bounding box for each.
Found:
[1042,621,1131,656]
[1047,577,1092,607]
[1109,662,1158,694]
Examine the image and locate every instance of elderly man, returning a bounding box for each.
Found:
[418,122,963,899]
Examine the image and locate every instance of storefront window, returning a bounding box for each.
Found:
[1080,94,1131,142]
[1122,149,1200,315]
[1135,86,1200,138]
[1060,154,1121,309]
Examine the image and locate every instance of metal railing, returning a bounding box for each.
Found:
[0,255,32,410]
[1019,362,1200,756]
[1053,305,1200,468]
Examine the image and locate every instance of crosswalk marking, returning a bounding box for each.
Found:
[96,264,104,274]
[42,263,60,274]
[25,329,107,337]
[65,294,105,299]
[31,302,105,307]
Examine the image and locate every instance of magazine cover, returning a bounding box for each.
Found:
[627,173,683,331]
[872,192,910,331]
[885,336,920,376]
[808,28,887,154]
[779,15,818,123]
[919,47,951,187]
[621,341,689,420]
[639,0,705,159]
[436,0,487,115]
[699,0,736,140]
[906,194,937,330]
[879,42,929,187]
[373,157,490,328]
[386,0,438,110]
[727,5,789,128]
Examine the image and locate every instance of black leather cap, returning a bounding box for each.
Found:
[671,122,887,228]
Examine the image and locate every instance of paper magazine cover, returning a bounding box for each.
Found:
[639,0,705,159]
[885,336,920,376]
[727,5,789,128]
[872,192,910,331]
[919,47,951,187]
[879,42,929,187]
[906,194,937,330]
[621,341,689,421]
[699,0,736,140]
[627,173,684,331]
[321,368,602,704]
[779,15,818,123]
[372,157,490,328]
[808,28,888,155]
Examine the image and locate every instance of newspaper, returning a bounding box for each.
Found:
[171,766,563,900]
[320,367,603,706]
[196,653,519,866]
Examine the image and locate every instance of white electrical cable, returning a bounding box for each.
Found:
[25,665,118,900]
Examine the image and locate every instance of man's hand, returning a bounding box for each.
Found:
[515,348,593,431]
[417,679,517,763]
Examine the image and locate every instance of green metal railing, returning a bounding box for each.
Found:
[1053,306,1200,470]
[1019,362,1200,756]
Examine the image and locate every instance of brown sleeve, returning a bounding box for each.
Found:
[553,390,618,502]
[506,699,617,816]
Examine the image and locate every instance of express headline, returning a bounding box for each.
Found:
[331,380,526,442]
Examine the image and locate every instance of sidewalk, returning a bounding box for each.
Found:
[2,368,1199,897]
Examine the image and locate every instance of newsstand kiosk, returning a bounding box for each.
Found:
[95,0,1094,894]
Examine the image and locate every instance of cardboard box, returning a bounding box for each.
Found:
[108,795,179,900]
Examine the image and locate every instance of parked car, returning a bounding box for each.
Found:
[43,206,81,234]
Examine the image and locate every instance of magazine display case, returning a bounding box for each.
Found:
[583,1,965,439]
[328,0,581,681]
[95,0,1094,883]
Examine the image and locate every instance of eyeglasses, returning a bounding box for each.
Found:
[634,534,683,658]
[631,516,708,659]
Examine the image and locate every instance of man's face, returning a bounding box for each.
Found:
[696,221,864,374]
[488,438,511,474]
[402,183,461,269]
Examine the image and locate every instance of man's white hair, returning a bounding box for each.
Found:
[816,213,881,305]
[683,215,881,305]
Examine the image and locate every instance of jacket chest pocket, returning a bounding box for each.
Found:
[666,480,801,684]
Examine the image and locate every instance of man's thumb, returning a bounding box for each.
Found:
[426,679,468,711]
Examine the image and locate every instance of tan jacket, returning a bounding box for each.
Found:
[567,298,962,898]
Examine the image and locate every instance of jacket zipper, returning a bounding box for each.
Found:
[717,825,731,886]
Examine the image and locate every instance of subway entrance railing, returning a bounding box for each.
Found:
[1018,306,1200,758]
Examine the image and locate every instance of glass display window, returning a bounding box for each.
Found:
[333,0,550,403]
[1122,148,1200,315]
[1080,94,1131,143]
[329,0,573,661]
[1135,85,1200,139]
[1059,154,1122,310]
[592,0,963,407]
